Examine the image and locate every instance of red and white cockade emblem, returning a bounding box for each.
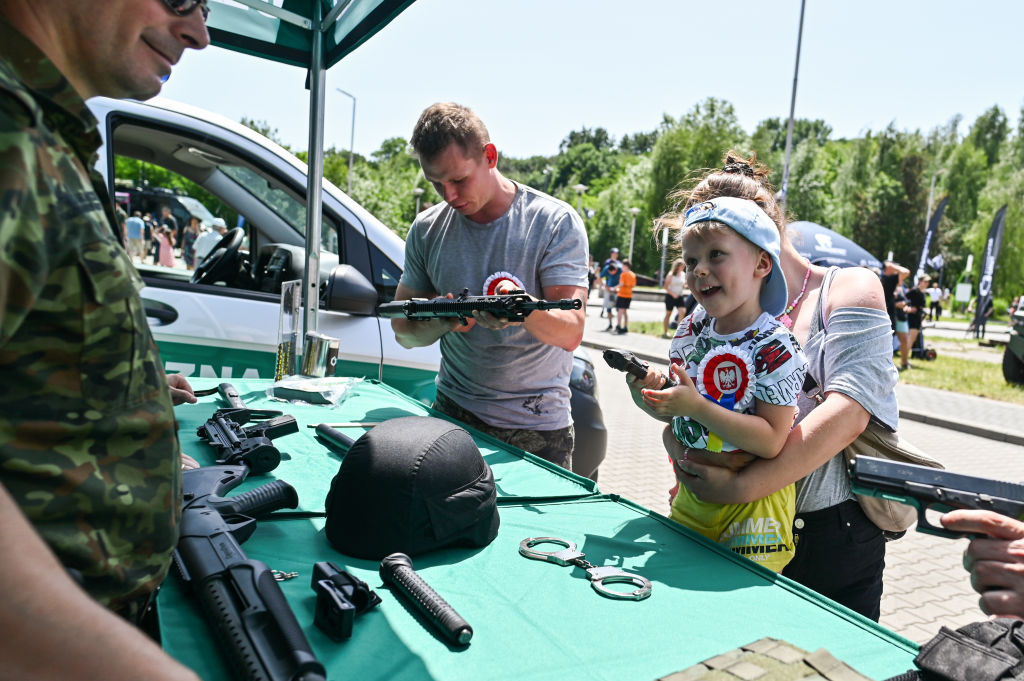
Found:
[483,271,525,295]
[695,345,755,412]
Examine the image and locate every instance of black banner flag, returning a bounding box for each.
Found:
[972,204,1008,338]
[915,196,948,283]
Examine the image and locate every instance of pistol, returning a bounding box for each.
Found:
[849,455,1024,538]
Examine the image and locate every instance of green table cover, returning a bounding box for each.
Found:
[160,379,918,680]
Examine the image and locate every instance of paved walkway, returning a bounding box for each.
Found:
[581,304,1024,648]
[581,307,1024,446]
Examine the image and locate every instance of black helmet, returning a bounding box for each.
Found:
[325,416,499,559]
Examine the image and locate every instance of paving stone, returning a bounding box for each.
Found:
[587,320,1024,648]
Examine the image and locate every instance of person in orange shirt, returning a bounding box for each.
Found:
[615,259,637,334]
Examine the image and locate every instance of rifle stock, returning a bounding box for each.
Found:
[174,466,325,681]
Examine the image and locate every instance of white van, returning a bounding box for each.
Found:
[90,97,607,479]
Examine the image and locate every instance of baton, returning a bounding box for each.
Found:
[380,553,473,646]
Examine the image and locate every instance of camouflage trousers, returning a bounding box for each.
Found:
[432,391,574,470]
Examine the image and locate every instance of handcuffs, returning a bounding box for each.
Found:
[518,537,652,601]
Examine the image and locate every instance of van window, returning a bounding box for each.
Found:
[107,115,397,300]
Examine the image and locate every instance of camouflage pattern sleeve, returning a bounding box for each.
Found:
[0,89,50,345]
[0,59,180,610]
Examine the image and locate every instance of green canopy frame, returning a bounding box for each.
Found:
[206,0,415,338]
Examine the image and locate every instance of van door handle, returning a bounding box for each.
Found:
[143,298,178,326]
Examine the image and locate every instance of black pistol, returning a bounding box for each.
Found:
[849,455,1024,538]
[602,348,677,389]
[197,408,298,475]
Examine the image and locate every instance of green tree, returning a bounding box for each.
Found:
[648,98,747,217]
[559,127,615,153]
[964,163,1024,299]
[750,117,832,154]
[618,130,659,155]
[967,105,1009,167]
[588,156,655,275]
[825,127,926,266]
[239,117,287,149]
[502,155,556,193]
[549,142,622,196]
[783,138,829,225]
[112,156,237,227]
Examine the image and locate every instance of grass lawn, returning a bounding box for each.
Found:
[893,355,1024,405]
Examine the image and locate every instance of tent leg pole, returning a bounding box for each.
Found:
[302,6,326,348]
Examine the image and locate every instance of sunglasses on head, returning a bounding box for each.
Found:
[163,0,209,20]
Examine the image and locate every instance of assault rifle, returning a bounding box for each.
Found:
[197,408,298,475]
[377,288,582,326]
[849,455,1024,538]
[174,465,325,681]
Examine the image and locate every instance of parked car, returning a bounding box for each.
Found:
[89,97,606,479]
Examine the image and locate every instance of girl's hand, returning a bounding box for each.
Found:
[641,364,701,417]
[626,366,667,392]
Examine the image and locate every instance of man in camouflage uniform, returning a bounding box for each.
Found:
[0,1,208,678]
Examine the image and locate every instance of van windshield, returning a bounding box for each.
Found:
[220,165,337,253]
[176,196,217,223]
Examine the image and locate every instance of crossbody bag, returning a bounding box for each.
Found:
[805,268,944,534]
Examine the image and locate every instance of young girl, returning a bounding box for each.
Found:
[627,196,807,572]
[155,226,176,268]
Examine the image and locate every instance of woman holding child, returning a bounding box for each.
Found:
[627,153,898,621]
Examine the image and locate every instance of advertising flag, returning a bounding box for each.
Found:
[972,204,1008,337]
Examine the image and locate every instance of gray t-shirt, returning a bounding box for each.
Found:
[400,183,589,430]
[794,267,901,512]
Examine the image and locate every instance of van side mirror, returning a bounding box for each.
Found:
[323,264,378,315]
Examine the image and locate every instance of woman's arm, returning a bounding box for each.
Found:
[676,266,888,503]
[676,390,869,503]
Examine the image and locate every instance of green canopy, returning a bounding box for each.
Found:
[207,0,415,69]
[204,0,416,344]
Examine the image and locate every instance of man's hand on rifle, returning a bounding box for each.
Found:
[442,291,477,333]
[391,284,473,347]
[475,281,521,330]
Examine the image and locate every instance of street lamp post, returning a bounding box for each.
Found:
[779,0,807,214]
[335,88,356,196]
[413,187,424,214]
[925,168,947,230]
[628,207,640,262]
[659,223,669,286]
[572,183,588,216]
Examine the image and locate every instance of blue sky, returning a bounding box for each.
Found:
[161,0,1024,160]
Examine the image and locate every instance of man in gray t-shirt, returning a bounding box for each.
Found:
[393,102,589,468]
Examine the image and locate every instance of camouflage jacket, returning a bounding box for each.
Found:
[0,18,180,610]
